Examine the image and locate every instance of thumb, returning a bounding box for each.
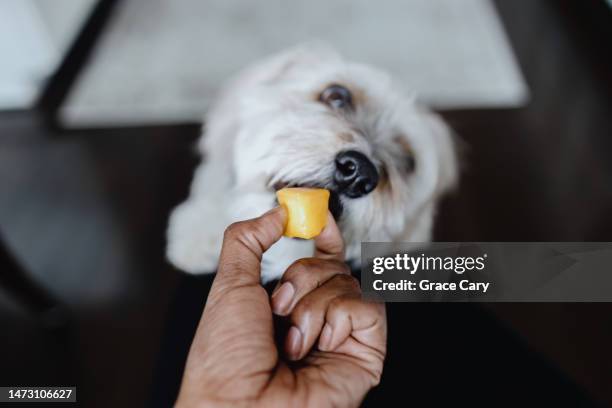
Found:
[215,206,287,288]
[314,212,345,261]
[178,207,286,403]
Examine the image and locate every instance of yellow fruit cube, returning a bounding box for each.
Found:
[276,188,330,239]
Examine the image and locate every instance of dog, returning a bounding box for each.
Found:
[166,44,458,282]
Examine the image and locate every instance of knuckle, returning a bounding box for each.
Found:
[373,301,386,315]
[328,293,360,313]
[370,367,383,386]
[292,298,314,321]
[223,221,247,240]
[250,219,269,240]
[333,273,360,290]
[334,260,352,275]
[292,258,316,272]
[224,220,264,250]
[328,296,345,311]
[285,258,315,281]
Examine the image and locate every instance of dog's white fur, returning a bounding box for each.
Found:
[166,44,458,282]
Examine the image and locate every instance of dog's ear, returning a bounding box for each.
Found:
[232,42,342,86]
[394,109,459,243]
[422,110,460,196]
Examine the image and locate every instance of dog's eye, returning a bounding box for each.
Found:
[319,84,353,110]
[405,155,416,173]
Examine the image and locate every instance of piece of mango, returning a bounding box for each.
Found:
[276,188,330,239]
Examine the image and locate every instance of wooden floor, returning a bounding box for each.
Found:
[0,0,610,406]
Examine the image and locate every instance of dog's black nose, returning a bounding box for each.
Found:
[334,150,379,198]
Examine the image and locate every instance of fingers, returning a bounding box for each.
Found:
[284,274,362,360]
[316,297,387,390]
[313,212,345,261]
[319,297,386,357]
[214,206,286,288]
[270,212,346,315]
[271,257,351,316]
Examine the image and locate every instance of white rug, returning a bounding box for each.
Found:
[59,0,529,127]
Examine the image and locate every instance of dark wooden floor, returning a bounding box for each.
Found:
[0,0,611,407]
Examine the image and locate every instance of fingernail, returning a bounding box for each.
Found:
[271,282,295,315]
[319,323,333,351]
[286,326,303,360]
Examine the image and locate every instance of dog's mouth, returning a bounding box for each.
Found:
[272,180,344,221]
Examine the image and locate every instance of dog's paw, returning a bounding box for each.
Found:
[167,237,220,274]
[166,199,225,274]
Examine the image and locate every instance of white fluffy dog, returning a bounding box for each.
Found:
[167,44,458,282]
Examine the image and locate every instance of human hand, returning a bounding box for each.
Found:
[176,207,386,407]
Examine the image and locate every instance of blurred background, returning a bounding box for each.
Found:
[0,0,611,407]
